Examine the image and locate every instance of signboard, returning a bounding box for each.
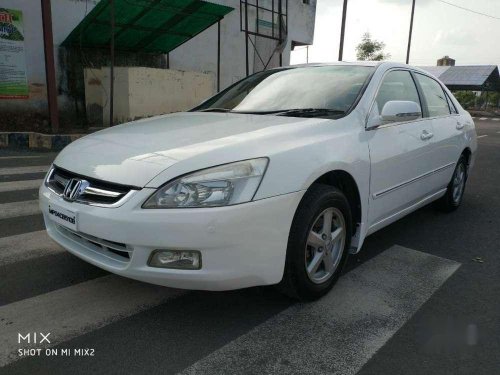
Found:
[0,8,28,99]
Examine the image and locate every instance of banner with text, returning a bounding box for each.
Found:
[0,8,28,99]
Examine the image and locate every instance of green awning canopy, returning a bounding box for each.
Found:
[62,0,233,54]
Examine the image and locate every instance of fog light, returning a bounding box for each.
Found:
[148,250,201,270]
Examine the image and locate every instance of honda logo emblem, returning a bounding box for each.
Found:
[63,179,90,202]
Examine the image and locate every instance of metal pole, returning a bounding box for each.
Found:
[41,0,59,132]
[217,20,221,92]
[109,0,115,126]
[245,0,249,76]
[406,0,416,64]
[278,0,282,67]
[306,45,309,63]
[338,0,348,61]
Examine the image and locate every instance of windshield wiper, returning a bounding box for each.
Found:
[197,108,233,113]
[274,108,346,118]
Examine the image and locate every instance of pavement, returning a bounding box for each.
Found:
[0,120,499,375]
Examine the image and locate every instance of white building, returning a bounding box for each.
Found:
[0,0,317,130]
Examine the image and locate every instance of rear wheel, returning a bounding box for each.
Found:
[435,155,468,212]
[279,184,352,301]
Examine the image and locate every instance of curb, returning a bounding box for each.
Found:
[0,132,84,151]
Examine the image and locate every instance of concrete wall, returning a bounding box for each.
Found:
[85,67,215,126]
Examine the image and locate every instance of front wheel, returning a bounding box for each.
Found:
[278,184,352,301]
[435,155,468,212]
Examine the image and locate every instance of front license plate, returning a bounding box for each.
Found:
[47,203,78,231]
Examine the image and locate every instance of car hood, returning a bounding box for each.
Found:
[54,112,325,187]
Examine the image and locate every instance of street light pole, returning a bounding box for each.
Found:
[109,0,115,126]
[406,0,416,64]
[338,0,348,61]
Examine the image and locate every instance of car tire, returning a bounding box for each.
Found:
[435,155,468,212]
[278,184,352,301]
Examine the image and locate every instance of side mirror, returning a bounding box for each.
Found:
[380,100,422,122]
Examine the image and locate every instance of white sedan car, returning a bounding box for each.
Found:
[40,62,477,300]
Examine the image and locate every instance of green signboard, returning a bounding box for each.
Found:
[0,8,28,99]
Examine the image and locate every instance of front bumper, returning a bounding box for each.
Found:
[40,184,304,290]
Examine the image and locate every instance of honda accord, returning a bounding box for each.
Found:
[40,62,477,300]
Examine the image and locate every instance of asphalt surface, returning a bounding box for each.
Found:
[0,119,498,374]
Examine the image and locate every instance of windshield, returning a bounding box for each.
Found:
[193,65,374,118]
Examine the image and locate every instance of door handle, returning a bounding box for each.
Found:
[421,130,434,140]
[456,122,465,130]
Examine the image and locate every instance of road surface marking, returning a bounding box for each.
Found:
[0,156,50,160]
[0,231,64,266]
[0,275,185,367]
[492,118,499,121]
[479,117,487,120]
[0,200,40,220]
[477,135,488,139]
[496,131,500,134]
[180,246,460,375]
[0,179,43,193]
[0,165,50,176]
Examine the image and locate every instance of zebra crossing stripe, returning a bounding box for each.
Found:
[0,179,43,193]
[0,275,185,367]
[0,166,50,176]
[0,156,49,160]
[0,231,64,266]
[0,200,41,220]
[180,246,460,375]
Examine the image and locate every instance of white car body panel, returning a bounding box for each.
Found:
[40,62,477,290]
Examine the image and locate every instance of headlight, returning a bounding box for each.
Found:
[143,158,268,208]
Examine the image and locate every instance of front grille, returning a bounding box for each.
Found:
[55,224,132,262]
[46,166,137,206]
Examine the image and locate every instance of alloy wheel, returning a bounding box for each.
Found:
[452,163,466,204]
[305,207,346,284]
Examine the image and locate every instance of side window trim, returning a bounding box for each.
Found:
[409,70,428,118]
[444,91,458,114]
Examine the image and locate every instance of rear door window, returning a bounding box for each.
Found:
[415,73,450,117]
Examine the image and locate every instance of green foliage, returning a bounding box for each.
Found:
[485,91,500,108]
[453,91,476,109]
[355,33,390,61]
[453,91,500,109]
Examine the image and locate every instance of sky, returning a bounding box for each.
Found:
[290,0,500,66]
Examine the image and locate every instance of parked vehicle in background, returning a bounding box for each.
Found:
[40,62,477,300]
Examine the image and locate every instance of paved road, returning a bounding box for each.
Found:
[0,120,499,374]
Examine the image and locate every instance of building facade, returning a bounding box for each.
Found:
[0,0,317,131]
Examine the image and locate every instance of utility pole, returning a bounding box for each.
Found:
[41,0,59,132]
[406,0,416,64]
[338,0,348,61]
[109,0,115,126]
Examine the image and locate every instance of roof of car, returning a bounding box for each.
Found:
[284,61,429,71]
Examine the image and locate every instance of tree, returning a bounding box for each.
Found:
[355,33,390,61]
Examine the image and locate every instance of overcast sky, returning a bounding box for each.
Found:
[291,0,500,66]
